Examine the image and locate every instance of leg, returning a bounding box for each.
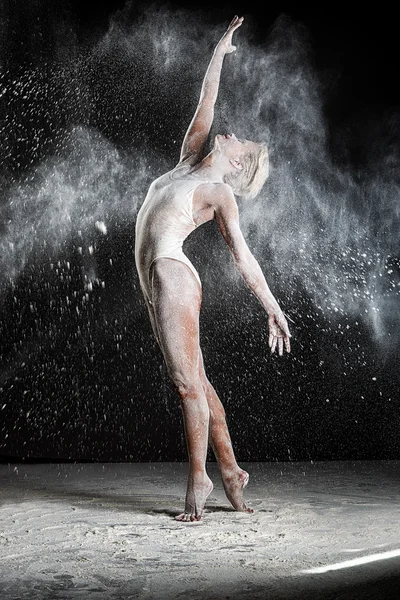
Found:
[150,258,213,522]
[198,351,253,513]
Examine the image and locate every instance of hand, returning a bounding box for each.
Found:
[268,311,291,356]
[217,15,244,54]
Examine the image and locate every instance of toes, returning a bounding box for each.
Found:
[175,513,191,522]
[175,512,202,522]
[238,501,254,513]
[190,513,202,522]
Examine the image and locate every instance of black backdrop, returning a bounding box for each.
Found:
[0,0,399,462]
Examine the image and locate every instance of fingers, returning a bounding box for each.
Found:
[269,334,291,355]
[269,312,292,355]
[268,333,273,349]
[234,16,244,28]
[269,332,277,354]
[228,15,244,31]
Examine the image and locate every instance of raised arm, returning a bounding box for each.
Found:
[212,183,291,355]
[179,16,244,164]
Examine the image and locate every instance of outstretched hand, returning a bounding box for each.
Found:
[217,15,244,54]
[268,311,291,356]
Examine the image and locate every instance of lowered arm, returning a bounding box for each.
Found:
[213,183,291,354]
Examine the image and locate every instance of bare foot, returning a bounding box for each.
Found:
[175,473,213,522]
[221,468,254,513]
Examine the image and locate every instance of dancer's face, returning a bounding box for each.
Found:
[214,133,259,162]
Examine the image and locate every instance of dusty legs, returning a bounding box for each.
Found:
[199,351,253,514]
[149,258,252,521]
[176,390,214,522]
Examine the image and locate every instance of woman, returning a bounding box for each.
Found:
[135,16,291,522]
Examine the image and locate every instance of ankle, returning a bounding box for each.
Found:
[220,464,241,478]
[188,468,209,482]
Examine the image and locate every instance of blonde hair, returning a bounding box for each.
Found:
[225,143,269,200]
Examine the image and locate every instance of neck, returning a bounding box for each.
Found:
[192,150,229,182]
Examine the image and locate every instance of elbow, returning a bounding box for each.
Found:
[233,254,247,273]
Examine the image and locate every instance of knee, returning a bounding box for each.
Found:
[170,371,203,402]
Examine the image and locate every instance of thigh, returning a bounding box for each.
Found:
[150,258,202,380]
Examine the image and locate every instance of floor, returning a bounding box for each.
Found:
[0,460,400,599]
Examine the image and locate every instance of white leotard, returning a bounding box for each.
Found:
[135,161,209,304]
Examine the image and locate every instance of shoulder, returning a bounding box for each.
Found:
[193,182,238,221]
[209,183,238,216]
[196,181,235,203]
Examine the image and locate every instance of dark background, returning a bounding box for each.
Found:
[0,0,399,462]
